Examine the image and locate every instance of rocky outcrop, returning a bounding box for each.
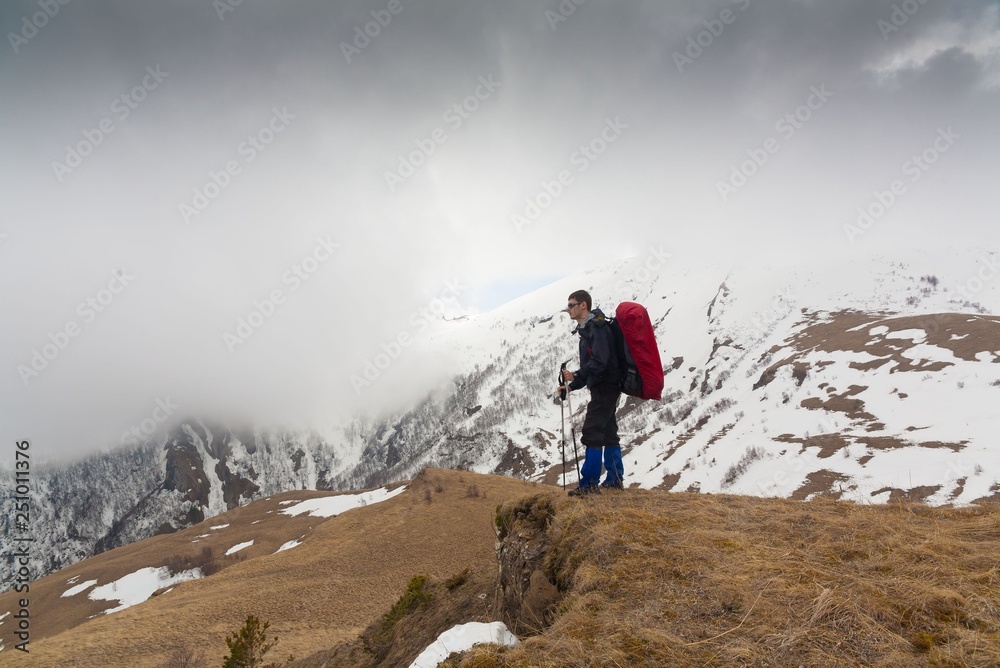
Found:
[493,494,561,634]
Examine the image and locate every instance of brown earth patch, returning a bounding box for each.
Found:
[774,433,851,459]
[799,385,876,422]
[754,311,1000,391]
[856,436,966,453]
[790,470,852,500]
[870,485,943,503]
[657,472,682,491]
[949,478,968,502]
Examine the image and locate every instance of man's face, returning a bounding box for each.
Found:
[566,299,584,316]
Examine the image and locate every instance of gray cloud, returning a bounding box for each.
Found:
[1,0,997,462]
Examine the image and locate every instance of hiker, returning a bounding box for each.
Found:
[557,290,624,495]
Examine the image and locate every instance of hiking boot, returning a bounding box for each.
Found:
[600,480,624,490]
[568,485,600,497]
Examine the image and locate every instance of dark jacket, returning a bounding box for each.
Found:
[568,309,621,391]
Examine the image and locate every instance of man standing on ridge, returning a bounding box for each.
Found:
[557,290,624,495]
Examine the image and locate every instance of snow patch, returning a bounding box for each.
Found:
[409,622,519,668]
[886,328,926,343]
[61,579,98,597]
[225,540,254,556]
[275,538,303,553]
[209,524,229,531]
[88,567,203,614]
[279,486,406,518]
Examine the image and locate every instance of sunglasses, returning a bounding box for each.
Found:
[566,302,580,309]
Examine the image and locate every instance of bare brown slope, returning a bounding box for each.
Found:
[1,469,547,668]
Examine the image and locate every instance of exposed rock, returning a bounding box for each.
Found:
[494,494,561,635]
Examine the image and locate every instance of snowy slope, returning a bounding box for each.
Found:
[3,248,998,589]
[384,248,1000,505]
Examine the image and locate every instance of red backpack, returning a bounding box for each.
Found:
[609,302,664,400]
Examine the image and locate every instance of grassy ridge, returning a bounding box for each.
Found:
[463,491,1000,667]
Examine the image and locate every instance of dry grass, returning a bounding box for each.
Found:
[7,470,999,668]
[0,469,543,668]
[462,491,1000,667]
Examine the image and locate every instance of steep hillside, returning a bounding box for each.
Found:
[0,469,543,667]
[0,421,365,588]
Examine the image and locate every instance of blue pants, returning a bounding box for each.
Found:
[578,385,623,487]
[580,445,624,487]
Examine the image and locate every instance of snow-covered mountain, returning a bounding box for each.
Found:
[4,249,999,588]
[393,249,1000,506]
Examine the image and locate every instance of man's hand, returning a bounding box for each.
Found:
[562,369,575,383]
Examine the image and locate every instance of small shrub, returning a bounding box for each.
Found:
[911,631,946,653]
[444,568,470,590]
[722,446,766,488]
[466,484,481,498]
[381,575,433,631]
[160,645,205,668]
[424,489,433,503]
[221,615,284,668]
[162,546,218,578]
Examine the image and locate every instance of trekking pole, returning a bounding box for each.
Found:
[558,363,567,491]
[563,362,582,486]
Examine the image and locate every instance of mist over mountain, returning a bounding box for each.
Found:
[4,249,999,589]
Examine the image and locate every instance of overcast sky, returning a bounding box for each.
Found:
[2,0,998,463]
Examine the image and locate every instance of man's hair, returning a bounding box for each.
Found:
[568,290,592,310]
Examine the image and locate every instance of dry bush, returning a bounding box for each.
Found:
[160,644,207,668]
[162,545,220,577]
[721,445,766,487]
[463,491,1000,667]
